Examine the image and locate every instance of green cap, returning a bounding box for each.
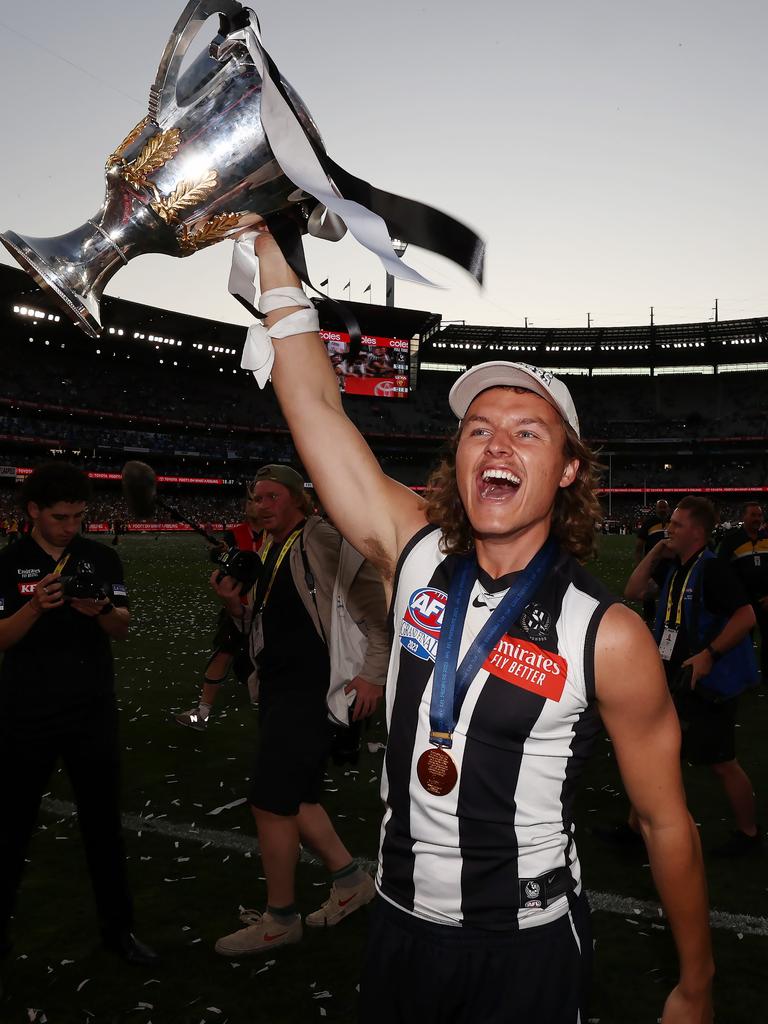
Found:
[253,464,306,496]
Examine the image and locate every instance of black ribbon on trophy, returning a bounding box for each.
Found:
[1,0,484,371]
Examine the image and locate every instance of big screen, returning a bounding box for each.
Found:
[320,330,409,399]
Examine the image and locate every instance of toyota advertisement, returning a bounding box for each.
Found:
[320,331,410,399]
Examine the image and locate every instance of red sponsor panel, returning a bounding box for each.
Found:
[18,582,37,595]
[321,330,410,399]
[483,635,568,702]
[342,375,409,398]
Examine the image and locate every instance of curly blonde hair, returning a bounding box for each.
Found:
[423,422,603,563]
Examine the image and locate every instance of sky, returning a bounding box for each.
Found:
[0,0,766,333]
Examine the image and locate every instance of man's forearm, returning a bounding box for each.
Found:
[640,814,714,987]
[706,605,756,656]
[625,548,663,601]
[97,606,130,640]
[0,602,42,651]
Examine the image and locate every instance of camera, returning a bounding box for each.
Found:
[60,560,107,601]
[211,545,262,592]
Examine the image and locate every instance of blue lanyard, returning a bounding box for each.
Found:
[429,538,559,749]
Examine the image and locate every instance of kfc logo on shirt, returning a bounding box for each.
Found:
[18,582,37,595]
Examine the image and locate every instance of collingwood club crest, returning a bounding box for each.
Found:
[520,602,551,642]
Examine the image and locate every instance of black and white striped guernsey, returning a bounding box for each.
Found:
[377,525,617,931]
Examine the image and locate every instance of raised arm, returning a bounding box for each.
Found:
[253,233,426,581]
[596,603,713,1023]
[625,538,673,602]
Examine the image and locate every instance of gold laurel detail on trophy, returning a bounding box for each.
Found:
[178,212,242,253]
[122,128,182,190]
[150,170,219,226]
[106,116,152,168]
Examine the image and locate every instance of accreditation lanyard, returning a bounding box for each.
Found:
[428,538,558,749]
[664,550,705,630]
[254,527,303,612]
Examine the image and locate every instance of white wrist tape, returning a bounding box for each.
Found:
[258,287,314,314]
[241,287,319,388]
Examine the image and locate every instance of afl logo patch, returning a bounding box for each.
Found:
[520,602,551,642]
[399,587,447,662]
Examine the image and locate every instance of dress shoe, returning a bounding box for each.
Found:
[103,931,161,966]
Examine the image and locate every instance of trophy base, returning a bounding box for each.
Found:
[1,230,101,339]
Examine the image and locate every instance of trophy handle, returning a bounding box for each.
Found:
[149,0,248,124]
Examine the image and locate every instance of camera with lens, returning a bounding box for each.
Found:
[60,560,107,601]
[210,545,262,592]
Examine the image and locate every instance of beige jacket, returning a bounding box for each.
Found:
[286,517,389,725]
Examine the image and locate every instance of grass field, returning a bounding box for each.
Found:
[1,534,766,1023]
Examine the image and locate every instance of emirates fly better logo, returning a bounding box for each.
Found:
[399,587,447,661]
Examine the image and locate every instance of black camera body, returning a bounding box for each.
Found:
[212,546,262,592]
[60,560,107,601]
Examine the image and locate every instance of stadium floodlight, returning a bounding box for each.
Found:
[13,305,19,313]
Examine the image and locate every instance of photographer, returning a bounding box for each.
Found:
[626,495,760,856]
[0,463,158,967]
[211,464,388,958]
[175,481,265,730]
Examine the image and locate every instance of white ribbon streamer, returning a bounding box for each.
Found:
[230,17,433,287]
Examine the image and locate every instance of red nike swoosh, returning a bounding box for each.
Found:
[337,895,356,907]
[263,932,288,942]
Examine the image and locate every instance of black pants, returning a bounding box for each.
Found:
[754,603,768,680]
[359,893,592,1023]
[0,700,133,945]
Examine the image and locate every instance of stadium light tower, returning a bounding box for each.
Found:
[385,239,409,307]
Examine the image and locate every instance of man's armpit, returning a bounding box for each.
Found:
[360,537,395,583]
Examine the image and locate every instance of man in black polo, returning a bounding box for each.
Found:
[0,463,158,967]
[718,500,768,683]
[635,499,670,625]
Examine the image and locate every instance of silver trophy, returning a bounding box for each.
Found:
[1,1,338,337]
[2,1,484,338]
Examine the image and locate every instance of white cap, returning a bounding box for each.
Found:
[448,361,580,437]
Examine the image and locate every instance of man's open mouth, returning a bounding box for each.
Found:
[478,468,521,500]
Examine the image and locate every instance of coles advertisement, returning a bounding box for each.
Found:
[320,331,409,399]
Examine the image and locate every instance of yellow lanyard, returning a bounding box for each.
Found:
[664,550,705,629]
[253,527,303,612]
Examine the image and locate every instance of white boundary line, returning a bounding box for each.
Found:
[42,798,768,938]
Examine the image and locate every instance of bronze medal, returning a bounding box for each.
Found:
[417,747,458,796]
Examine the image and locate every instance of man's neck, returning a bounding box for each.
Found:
[473,523,551,579]
[31,527,67,560]
[677,542,706,565]
[745,525,760,541]
[270,516,305,544]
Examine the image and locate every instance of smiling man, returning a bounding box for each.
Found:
[246,233,713,1024]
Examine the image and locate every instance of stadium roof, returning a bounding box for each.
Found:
[0,264,440,348]
[423,317,768,372]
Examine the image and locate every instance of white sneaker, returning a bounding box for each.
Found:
[174,707,208,731]
[215,910,302,956]
[305,873,376,928]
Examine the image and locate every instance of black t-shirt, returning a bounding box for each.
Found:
[0,534,129,725]
[254,533,330,697]
[717,526,768,603]
[637,515,669,555]
[652,549,749,678]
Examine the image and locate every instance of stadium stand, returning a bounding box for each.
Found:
[1,262,766,534]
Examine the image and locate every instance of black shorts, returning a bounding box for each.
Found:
[359,892,592,1024]
[675,692,738,765]
[210,608,246,657]
[248,692,334,816]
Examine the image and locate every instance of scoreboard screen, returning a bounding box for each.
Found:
[320,330,409,399]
